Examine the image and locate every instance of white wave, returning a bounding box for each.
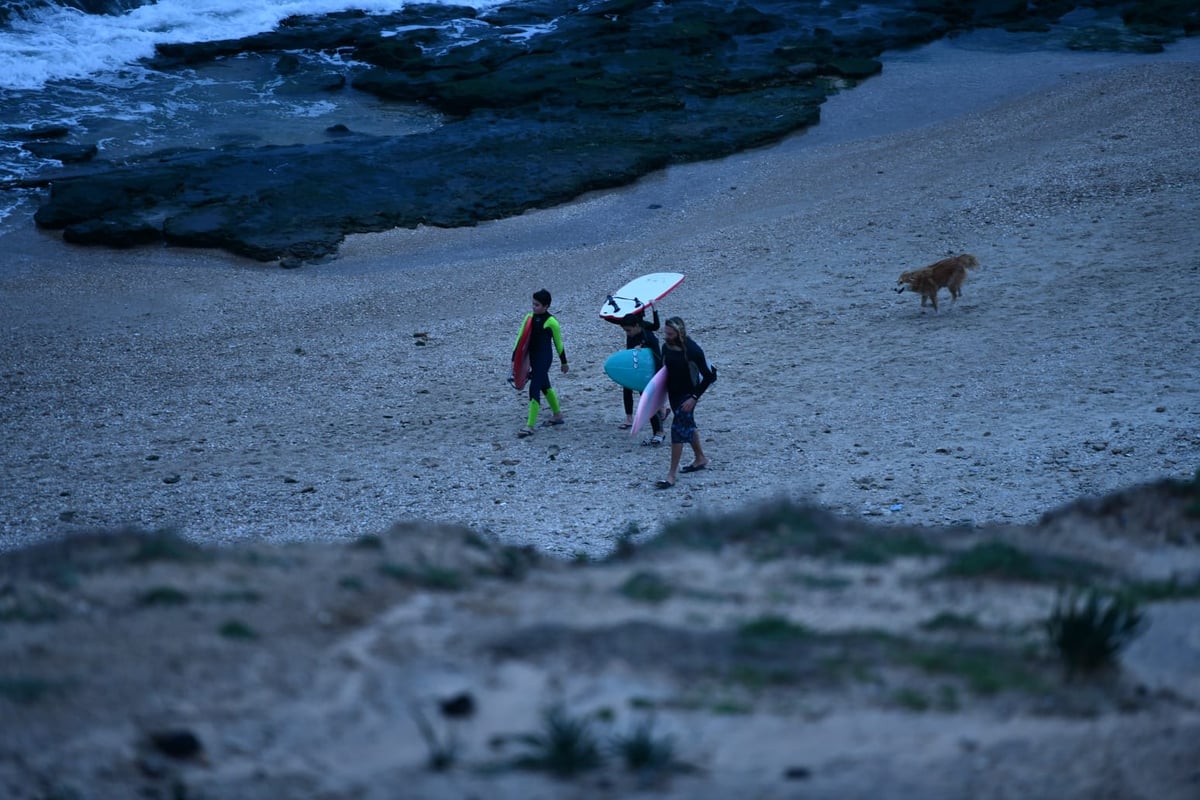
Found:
[0,0,506,90]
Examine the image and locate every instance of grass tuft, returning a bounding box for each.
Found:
[512,705,605,778]
[612,715,677,774]
[1044,589,1147,676]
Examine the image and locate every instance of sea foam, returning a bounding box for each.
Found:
[0,0,503,90]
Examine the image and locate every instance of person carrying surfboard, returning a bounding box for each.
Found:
[656,316,716,489]
[610,308,665,445]
[514,289,568,438]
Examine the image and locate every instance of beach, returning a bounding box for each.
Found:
[2,41,1198,558]
[3,39,1200,800]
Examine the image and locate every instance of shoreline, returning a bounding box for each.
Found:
[2,44,1198,557]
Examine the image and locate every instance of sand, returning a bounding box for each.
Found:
[2,40,1198,558]
[2,39,1200,800]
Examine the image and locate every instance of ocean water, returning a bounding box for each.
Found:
[2,0,1198,240]
[0,0,505,229]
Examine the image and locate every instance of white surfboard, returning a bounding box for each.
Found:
[600,272,684,320]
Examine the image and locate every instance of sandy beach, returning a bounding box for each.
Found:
[2,39,1198,558]
[3,37,1200,799]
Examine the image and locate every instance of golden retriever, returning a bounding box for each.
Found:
[895,253,980,312]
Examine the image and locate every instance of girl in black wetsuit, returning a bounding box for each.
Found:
[610,308,664,444]
[656,316,716,489]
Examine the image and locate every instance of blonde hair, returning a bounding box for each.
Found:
[664,316,687,347]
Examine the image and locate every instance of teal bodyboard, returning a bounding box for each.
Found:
[604,348,657,392]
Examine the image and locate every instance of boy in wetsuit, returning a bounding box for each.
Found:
[514,289,568,438]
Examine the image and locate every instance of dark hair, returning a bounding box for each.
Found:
[533,289,552,307]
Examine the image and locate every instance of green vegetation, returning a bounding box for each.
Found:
[937,540,1107,585]
[378,561,466,591]
[0,676,62,705]
[1123,576,1200,603]
[738,614,811,643]
[655,502,845,556]
[512,705,605,777]
[919,612,982,632]
[484,544,539,581]
[890,687,932,711]
[128,529,208,565]
[619,570,673,604]
[655,501,942,565]
[1174,466,1200,518]
[728,664,799,689]
[0,589,65,622]
[609,523,640,562]
[337,575,366,592]
[136,586,191,607]
[841,532,941,565]
[890,684,961,713]
[1044,589,1146,676]
[218,619,259,641]
[792,573,853,590]
[904,644,1046,695]
[350,534,385,550]
[612,716,677,774]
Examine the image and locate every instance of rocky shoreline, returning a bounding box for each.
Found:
[11,0,1199,263]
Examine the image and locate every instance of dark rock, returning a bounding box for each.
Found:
[274,68,347,94]
[148,728,203,760]
[25,0,1200,262]
[63,218,162,248]
[21,141,99,164]
[274,53,301,75]
[3,125,72,141]
[826,57,883,79]
[439,691,476,719]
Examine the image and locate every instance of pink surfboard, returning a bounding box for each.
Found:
[511,316,532,389]
[631,367,667,436]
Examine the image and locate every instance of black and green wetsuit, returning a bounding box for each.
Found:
[515,311,567,426]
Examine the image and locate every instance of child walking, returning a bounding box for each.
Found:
[514,289,568,438]
[609,308,664,445]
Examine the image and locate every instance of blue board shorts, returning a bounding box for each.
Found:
[670,407,696,445]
